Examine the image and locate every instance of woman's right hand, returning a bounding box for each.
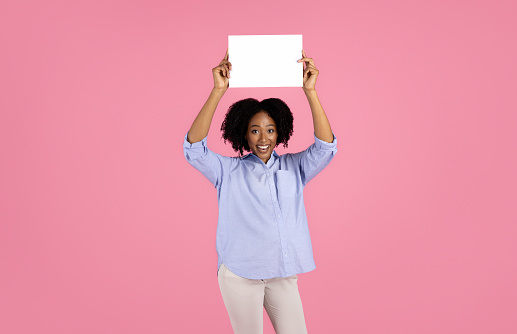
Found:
[212,50,232,90]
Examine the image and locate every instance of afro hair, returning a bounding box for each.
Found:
[220,98,294,156]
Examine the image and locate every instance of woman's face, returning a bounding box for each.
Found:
[245,111,278,164]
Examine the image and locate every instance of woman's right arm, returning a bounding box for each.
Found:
[187,50,232,144]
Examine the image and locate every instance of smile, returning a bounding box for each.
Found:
[257,145,270,153]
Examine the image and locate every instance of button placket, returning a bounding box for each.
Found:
[264,166,290,269]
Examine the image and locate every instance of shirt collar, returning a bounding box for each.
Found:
[241,150,279,164]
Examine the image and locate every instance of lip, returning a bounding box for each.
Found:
[256,144,270,154]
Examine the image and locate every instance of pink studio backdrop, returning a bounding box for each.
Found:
[1,0,516,333]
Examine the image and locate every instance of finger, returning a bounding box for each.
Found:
[306,64,317,71]
[223,61,232,71]
[225,49,229,60]
[298,49,307,62]
[306,64,318,71]
[219,65,227,78]
[298,57,308,71]
[225,64,230,78]
[297,57,315,65]
[304,66,318,76]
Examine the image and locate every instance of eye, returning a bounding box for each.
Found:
[251,130,258,134]
[268,129,275,133]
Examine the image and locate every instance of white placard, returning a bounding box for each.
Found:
[228,35,303,88]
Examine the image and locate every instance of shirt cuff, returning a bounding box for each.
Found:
[313,132,337,151]
[183,133,209,160]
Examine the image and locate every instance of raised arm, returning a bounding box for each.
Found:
[298,50,334,143]
[187,50,232,144]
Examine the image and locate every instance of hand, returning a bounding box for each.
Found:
[212,49,232,90]
[297,50,319,92]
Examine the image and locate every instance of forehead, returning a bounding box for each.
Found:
[248,111,276,127]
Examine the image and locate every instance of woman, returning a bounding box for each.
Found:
[183,49,337,334]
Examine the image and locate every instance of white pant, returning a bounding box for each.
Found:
[218,263,308,334]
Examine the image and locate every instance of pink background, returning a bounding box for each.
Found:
[1,0,516,333]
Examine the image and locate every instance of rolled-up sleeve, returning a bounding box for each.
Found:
[299,133,337,185]
[183,133,228,188]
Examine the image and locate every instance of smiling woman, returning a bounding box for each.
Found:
[183,49,337,334]
[220,97,294,164]
[246,111,277,163]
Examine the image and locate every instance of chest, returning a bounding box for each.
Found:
[224,163,301,200]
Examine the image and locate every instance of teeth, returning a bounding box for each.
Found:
[258,145,269,149]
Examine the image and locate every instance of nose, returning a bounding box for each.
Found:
[259,131,267,142]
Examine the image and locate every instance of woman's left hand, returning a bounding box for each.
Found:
[298,50,319,91]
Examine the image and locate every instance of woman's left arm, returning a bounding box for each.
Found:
[298,50,334,143]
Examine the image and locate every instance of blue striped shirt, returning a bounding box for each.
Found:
[183,132,337,279]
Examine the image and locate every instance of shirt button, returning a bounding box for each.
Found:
[277,215,280,218]
[284,253,287,256]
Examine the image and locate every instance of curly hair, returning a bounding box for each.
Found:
[221,98,294,156]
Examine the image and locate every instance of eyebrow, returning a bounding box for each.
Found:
[250,124,275,128]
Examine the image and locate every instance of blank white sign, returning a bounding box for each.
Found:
[228,35,303,88]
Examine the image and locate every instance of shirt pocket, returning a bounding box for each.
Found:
[275,170,300,198]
